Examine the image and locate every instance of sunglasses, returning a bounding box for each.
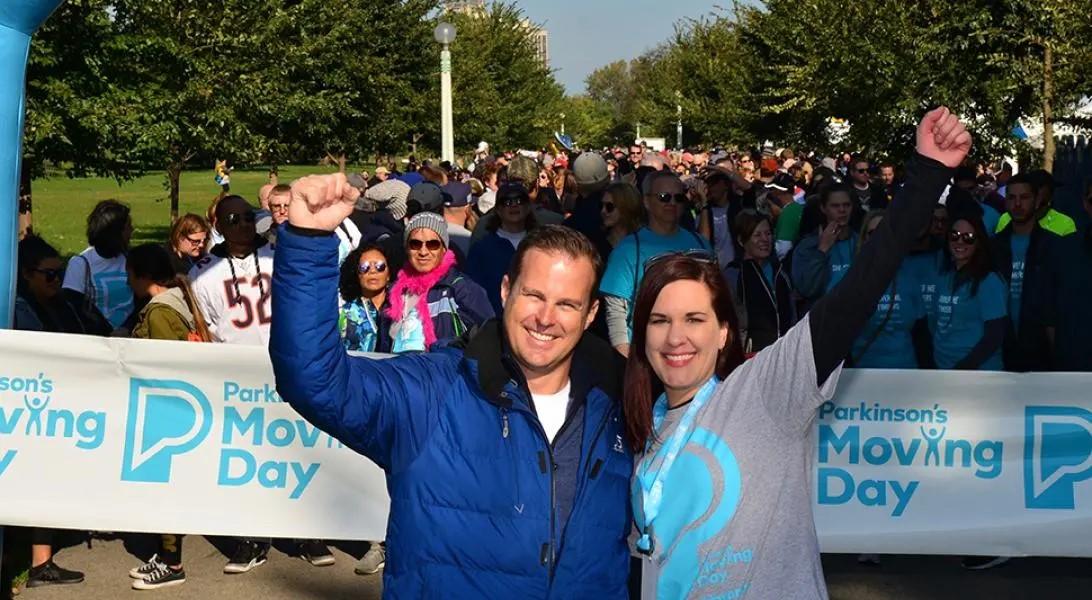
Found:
[183,234,207,246]
[408,239,444,252]
[601,201,616,213]
[223,211,256,226]
[500,195,529,207]
[854,168,869,174]
[358,260,387,274]
[269,203,290,213]
[644,250,716,273]
[653,192,688,205]
[947,230,978,244]
[34,268,64,282]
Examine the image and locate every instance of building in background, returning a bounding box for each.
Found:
[443,0,549,67]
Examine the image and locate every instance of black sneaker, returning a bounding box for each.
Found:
[132,565,186,590]
[223,541,268,574]
[300,540,336,567]
[26,560,85,587]
[961,556,1011,570]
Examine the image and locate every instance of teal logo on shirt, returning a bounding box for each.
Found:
[652,427,752,599]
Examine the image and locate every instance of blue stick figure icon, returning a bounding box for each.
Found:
[921,425,946,467]
[24,394,50,436]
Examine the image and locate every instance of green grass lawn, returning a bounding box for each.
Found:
[31,165,346,257]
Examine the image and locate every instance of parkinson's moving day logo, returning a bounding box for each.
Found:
[121,378,343,499]
[1024,406,1092,510]
[816,401,1003,517]
[0,372,107,478]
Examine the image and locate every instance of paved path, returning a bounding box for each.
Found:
[10,535,1092,599]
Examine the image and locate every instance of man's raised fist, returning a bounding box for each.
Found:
[288,173,360,232]
[916,107,972,169]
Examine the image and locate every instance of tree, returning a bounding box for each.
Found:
[102,0,290,221]
[991,0,1092,170]
[440,2,565,155]
[250,0,439,172]
[23,0,145,234]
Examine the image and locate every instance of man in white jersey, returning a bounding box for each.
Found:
[189,194,336,570]
[189,195,275,346]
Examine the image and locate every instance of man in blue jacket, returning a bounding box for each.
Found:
[270,173,631,599]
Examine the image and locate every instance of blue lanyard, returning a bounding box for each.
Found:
[634,376,719,556]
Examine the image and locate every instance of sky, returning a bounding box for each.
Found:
[514,0,720,95]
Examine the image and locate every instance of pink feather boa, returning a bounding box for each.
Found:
[385,250,457,349]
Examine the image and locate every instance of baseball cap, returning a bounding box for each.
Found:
[442,182,471,208]
[765,172,796,192]
[406,182,444,217]
[572,153,609,188]
[374,166,390,177]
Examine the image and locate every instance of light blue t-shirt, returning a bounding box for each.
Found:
[930,271,1008,370]
[852,265,925,368]
[1009,233,1030,329]
[601,227,710,341]
[903,250,943,323]
[825,238,856,293]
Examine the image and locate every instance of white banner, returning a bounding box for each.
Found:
[815,369,1092,557]
[1,330,1091,556]
[0,329,389,541]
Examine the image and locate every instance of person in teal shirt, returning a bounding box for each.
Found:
[851,211,927,368]
[931,215,1008,370]
[600,171,710,356]
[791,184,857,304]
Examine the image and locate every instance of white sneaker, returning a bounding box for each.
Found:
[354,545,386,575]
[129,555,164,580]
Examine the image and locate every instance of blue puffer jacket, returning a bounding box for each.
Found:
[271,225,632,599]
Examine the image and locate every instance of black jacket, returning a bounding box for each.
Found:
[991,222,1059,371]
[724,257,796,353]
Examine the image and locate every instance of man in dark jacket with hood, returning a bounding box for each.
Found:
[271,173,631,599]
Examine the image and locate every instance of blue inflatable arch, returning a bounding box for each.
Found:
[0,0,64,328]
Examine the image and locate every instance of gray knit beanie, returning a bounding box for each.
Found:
[404,212,449,248]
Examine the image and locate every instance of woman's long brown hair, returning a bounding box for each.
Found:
[622,255,745,452]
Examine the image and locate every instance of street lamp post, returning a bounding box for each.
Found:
[675,90,683,150]
[434,22,457,163]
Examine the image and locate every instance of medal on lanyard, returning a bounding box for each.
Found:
[635,376,719,556]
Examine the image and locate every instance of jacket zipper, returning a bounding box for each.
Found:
[502,392,558,584]
[750,260,781,336]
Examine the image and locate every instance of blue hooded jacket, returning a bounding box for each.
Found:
[270,225,632,599]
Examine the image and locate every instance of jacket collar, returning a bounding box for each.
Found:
[460,319,622,409]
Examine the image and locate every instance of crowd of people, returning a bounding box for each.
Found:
[8,106,1092,596]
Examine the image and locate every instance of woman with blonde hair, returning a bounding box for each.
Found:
[600,181,643,259]
[167,213,210,275]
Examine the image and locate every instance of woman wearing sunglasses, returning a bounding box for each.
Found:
[388,212,493,353]
[15,234,112,336]
[339,244,393,353]
[930,214,1007,370]
[600,181,643,258]
[624,108,969,599]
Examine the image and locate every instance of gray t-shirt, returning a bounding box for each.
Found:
[634,315,840,600]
